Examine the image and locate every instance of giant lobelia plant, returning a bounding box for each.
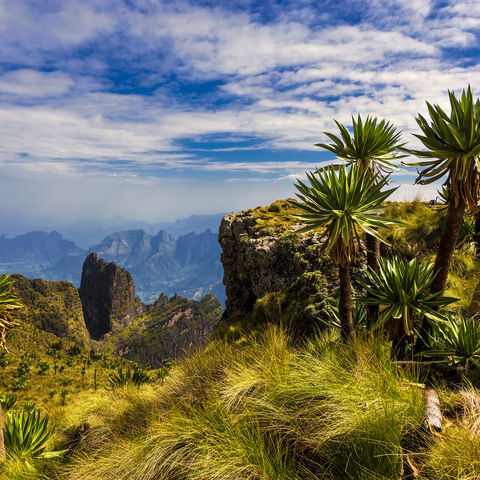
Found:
[289,164,398,340]
[3,410,66,468]
[357,257,457,358]
[0,273,22,463]
[316,116,405,324]
[404,86,480,294]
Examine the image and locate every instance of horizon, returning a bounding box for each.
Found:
[0,0,478,226]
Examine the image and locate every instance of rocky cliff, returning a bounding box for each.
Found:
[218,201,345,325]
[9,251,224,365]
[102,293,223,367]
[11,274,90,347]
[79,253,145,340]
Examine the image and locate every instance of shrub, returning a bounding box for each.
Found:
[3,410,66,462]
[0,393,17,411]
[12,374,30,391]
[37,362,50,375]
[424,312,480,370]
[23,401,37,413]
[108,367,151,388]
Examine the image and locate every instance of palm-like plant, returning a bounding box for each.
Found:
[0,274,22,350]
[423,312,480,370]
[316,116,405,323]
[404,86,480,295]
[289,164,398,340]
[357,257,457,358]
[0,273,22,462]
[316,115,405,175]
[0,395,17,412]
[3,410,65,466]
[108,366,150,388]
[321,297,367,331]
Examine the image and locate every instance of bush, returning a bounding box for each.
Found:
[0,393,17,411]
[4,410,66,462]
[108,366,150,388]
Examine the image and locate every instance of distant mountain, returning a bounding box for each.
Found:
[155,213,227,237]
[0,231,82,277]
[0,213,226,247]
[79,228,225,304]
[10,255,223,367]
[0,227,226,305]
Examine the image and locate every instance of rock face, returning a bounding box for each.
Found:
[102,293,223,367]
[79,253,144,340]
[11,274,89,347]
[218,212,338,318]
[9,252,224,365]
[43,228,225,305]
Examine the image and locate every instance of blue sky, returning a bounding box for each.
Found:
[0,0,479,226]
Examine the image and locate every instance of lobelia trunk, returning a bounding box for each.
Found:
[431,197,466,294]
[338,261,357,341]
[366,233,380,328]
[416,198,465,353]
[0,403,5,462]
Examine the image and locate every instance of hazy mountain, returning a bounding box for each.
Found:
[0,213,226,248]
[0,227,226,305]
[0,231,82,277]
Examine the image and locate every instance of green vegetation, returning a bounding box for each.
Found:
[3,410,65,463]
[0,323,138,409]
[0,274,23,349]
[0,327,477,479]
[357,257,457,357]
[102,293,223,367]
[404,86,480,296]
[243,199,302,237]
[3,87,480,479]
[289,164,397,339]
[12,274,89,348]
[424,311,480,370]
[108,366,150,388]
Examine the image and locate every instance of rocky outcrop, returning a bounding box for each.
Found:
[43,228,225,304]
[102,293,223,367]
[219,212,338,318]
[79,253,145,340]
[11,274,89,347]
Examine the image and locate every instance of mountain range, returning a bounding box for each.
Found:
[0,227,225,305]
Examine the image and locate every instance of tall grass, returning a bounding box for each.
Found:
[54,327,430,480]
[424,390,480,479]
[2,325,477,479]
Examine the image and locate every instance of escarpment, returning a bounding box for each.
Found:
[11,274,90,347]
[11,251,223,364]
[218,205,352,320]
[79,253,145,340]
[102,293,223,367]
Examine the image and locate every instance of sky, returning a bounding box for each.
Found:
[0,0,479,229]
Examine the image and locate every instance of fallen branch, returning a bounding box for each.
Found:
[424,388,442,432]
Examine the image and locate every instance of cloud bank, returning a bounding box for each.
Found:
[0,0,479,224]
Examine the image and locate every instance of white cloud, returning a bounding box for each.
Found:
[0,70,74,97]
[0,0,478,222]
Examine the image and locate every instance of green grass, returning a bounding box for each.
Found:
[0,323,139,410]
[242,199,304,237]
[3,199,480,479]
[1,326,479,479]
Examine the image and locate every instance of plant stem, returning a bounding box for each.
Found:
[431,197,466,295]
[366,232,380,328]
[339,261,356,341]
